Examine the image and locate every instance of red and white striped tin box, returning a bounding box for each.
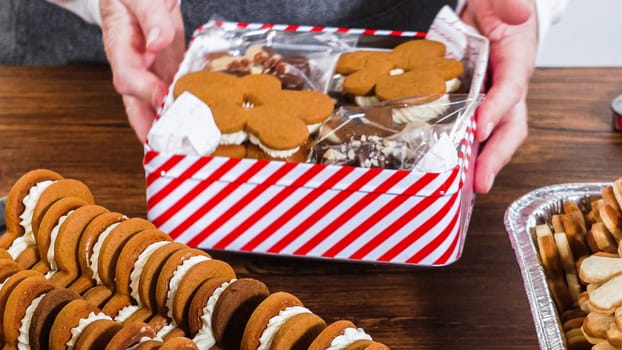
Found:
[144,7,489,266]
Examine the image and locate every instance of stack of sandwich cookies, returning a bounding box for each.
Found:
[241,292,326,350]
[1,169,392,349]
[0,169,63,252]
[2,274,55,350]
[33,196,90,276]
[48,205,109,289]
[189,278,270,349]
[103,228,171,320]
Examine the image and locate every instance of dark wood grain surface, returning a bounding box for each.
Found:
[1,65,621,349]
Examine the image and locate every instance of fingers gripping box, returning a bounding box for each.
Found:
[143,7,489,266]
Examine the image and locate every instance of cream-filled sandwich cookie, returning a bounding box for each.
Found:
[15,178,95,269]
[153,247,211,320]
[308,320,379,350]
[32,196,89,275]
[48,299,106,350]
[28,287,81,350]
[190,278,270,350]
[123,242,187,328]
[104,229,171,320]
[0,169,63,250]
[0,270,43,348]
[2,275,55,350]
[169,258,235,330]
[48,205,109,289]
[72,318,122,350]
[241,292,320,350]
[104,321,157,350]
[73,212,127,304]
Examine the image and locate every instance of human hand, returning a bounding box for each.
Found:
[460,0,538,193]
[100,0,186,143]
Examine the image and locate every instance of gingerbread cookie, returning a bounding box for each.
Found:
[241,291,317,350]
[336,39,463,120]
[0,259,22,283]
[74,211,127,304]
[0,269,43,347]
[212,144,247,159]
[72,318,122,350]
[28,287,81,350]
[32,196,90,275]
[192,278,270,350]
[1,169,63,250]
[104,321,157,350]
[2,275,55,350]
[49,204,109,289]
[170,259,236,329]
[308,320,376,350]
[174,71,334,158]
[153,247,212,318]
[103,228,171,319]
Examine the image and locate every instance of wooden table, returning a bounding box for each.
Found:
[1,65,621,349]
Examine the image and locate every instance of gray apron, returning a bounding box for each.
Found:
[0,0,456,65]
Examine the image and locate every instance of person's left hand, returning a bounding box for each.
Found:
[460,0,538,193]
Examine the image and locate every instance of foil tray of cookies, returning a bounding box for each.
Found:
[505,179,622,350]
[0,169,391,349]
[142,7,489,267]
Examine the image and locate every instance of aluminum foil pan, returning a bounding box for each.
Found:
[505,182,607,350]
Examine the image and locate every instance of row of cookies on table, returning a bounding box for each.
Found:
[533,178,622,349]
[0,169,389,349]
[169,39,462,167]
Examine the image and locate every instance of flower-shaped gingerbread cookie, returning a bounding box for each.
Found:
[336,39,463,102]
[173,71,334,158]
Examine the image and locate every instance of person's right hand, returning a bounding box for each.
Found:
[100,0,186,143]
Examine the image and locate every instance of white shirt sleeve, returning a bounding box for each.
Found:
[534,0,570,49]
[457,0,569,51]
[45,0,102,26]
